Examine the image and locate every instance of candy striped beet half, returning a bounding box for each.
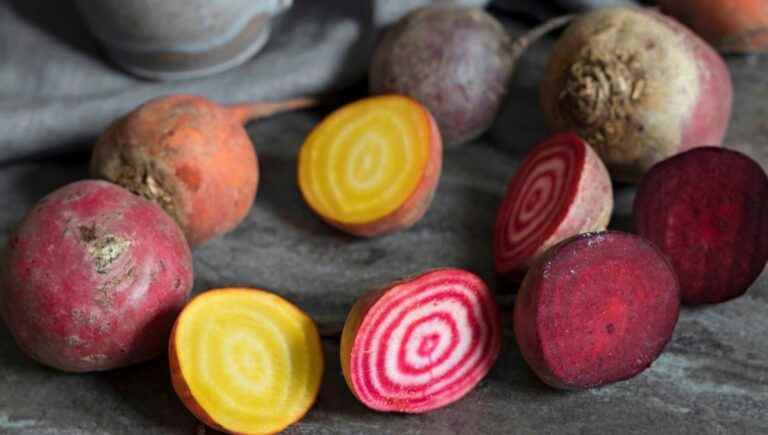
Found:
[494,133,612,281]
[340,268,501,413]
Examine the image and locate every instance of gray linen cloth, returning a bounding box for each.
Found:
[0,0,490,163]
[0,0,637,164]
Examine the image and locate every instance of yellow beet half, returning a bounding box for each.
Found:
[169,288,323,435]
[298,95,442,236]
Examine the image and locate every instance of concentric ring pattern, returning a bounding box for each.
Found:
[299,95,431,224]
[174,289,323,434]
[348,270,501,413]
[494,139,584,273]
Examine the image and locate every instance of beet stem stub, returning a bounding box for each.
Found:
[227,96,319,124]
[510,14,576,60]
[341,268,502,413]
[514,231,680,390]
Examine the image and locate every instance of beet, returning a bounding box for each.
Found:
[341,268,501,413]
[514,231,680,389]
[634,147,768,305]
[298,95,442,237]
[1,181,193,372]
[540,7,732,181]
[91,94,315,246]
[494,133,612,281]
[370,5,574,147]
[169,288,323,434]
[659,0,768,53]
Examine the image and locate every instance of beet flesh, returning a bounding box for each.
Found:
[494,133,612,281]
[634,147,768,305]
[514,231,680,389]
[341,268,501,412]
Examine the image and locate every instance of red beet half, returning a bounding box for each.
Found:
[494,133,612,281]
[634,147,768,305]
[514,231,680,390]
[341,268,502,413]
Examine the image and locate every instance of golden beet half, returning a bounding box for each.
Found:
[298,95,442,236]
[169,288,323,434]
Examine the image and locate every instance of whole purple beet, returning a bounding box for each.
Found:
[370,5,572,147]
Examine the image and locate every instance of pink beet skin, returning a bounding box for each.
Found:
[657,12,733,156]
[634,147,768,305]
[514,231,680,389]
[1,180,193,372]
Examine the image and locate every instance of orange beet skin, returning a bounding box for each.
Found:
[660,0,768,53]
[91,94,259,247]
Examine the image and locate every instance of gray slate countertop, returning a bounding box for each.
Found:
[1,38,767,435]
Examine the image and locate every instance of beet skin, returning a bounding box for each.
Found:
[1,180,193,372]
[370,6,513,146]
[541,7,732,181]
[634,147,768,305]
[514,231,680,389]
[91,94,259,247]
[494,133,613,281]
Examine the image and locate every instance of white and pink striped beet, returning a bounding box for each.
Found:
[494,133,613,282]
[340,268,501,413]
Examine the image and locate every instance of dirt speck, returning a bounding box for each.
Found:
[65,335,84,347]
[81,354,108,363]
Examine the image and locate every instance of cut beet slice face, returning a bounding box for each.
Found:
[634,147,768,305]
[297,94,442,237]
[341,268,502,413]
[169,288,323,434]
[494,133,612,281]
[514,231,680,390]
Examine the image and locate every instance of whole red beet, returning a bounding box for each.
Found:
[1,180,193,372]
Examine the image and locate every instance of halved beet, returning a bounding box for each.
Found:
[634,147,768,305]
[341,268,502,413]
[494,133,612,281]
[514,231,680,390]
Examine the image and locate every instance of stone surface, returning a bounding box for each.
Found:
[1,36,768,435]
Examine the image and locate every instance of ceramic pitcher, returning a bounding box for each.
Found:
[75,0,293,80]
